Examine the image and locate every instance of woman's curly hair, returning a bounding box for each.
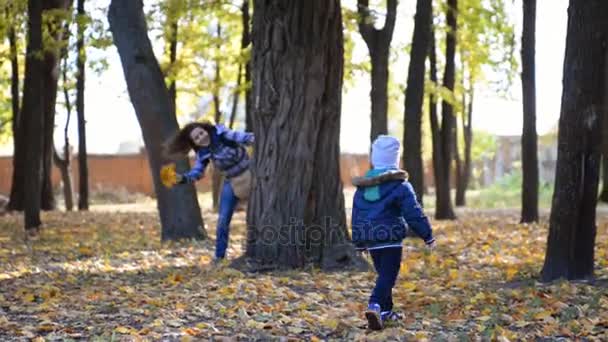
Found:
[163,121,216,160]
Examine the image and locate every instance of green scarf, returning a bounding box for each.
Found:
[363,168,389,201]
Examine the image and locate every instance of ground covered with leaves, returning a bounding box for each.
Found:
[1,206,607,341]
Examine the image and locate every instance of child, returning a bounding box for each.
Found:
[164,121,254,261]
[351,135,436,330]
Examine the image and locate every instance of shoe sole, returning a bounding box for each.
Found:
[365,311,383,331]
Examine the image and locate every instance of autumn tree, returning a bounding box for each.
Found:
[357,0,397,142]
[520,0,538,222]
[40,0,71,211]
[6,0,26,212]
[108,0,205,241]
[541,0,608,282]
[245,0,362,270]
[21,0,44,230]
[75,0,88,210]
[403,0,432,205]
[435,0,458,219]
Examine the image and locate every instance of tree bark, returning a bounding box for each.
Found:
[403,0,432,206]
[40,0,71,211]
[245,0,363,270]
[76,0,89,211]
[541,0,608,282]
[521,0,539,222]
[358,0,398,142]
[22,0,45,230]
[108,0,206,241]
[436,0,457,220]
[7,7,24,212]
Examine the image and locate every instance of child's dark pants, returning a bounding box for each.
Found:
[369,247,403,312]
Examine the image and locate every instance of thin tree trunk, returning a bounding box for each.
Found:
[403,0,432,206]
[166,3,178,113]
[245,0,363,270]
[456,84,473,206]
[212,23,223,211]
[241,0,252,132]
[53,147,74,211]
[541,0,608,282]
[40,0,71,211]
[229,64,242,129]
[358,0,398,142]
[22,0,45,230]
[599,74,608,203]
[76,0,89,210]
[108,0,206,241]
[7,8,23,212]
[454,112,463,206]
[55,49,75,211]
[429,27,448,220]
[601,152,608,202]
[521,0,539,222]
[436,0,457,220]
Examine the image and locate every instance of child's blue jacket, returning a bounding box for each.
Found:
[351,169,434,250]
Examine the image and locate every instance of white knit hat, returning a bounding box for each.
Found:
[371,135,401,169]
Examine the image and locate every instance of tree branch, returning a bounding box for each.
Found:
[357,0,374,43]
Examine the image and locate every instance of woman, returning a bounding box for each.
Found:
[164,121,254,261]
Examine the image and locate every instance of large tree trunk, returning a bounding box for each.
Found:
[40,0,71,211]
[22,0,45,230]
[242,0,252,132]
[521,0,539,222]
[403,0,432,206]
[436,0,457,220]
[108,0,206,241]
[358,0,397,142]
[76,0,89,211]
[541,0,608,282]
[7,9,23,212]
[245,0,362,270]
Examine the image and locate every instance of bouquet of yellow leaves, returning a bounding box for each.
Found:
[160,163,178,188]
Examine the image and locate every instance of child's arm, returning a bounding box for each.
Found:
[216,124,255,145]
[400,182,435,246]
[178,151,211,184]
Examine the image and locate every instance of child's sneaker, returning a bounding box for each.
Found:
[365,303,383,330]
[381,311,402,323]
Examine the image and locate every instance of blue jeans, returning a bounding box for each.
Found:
[369,247,402,312]
[215,180,239,259]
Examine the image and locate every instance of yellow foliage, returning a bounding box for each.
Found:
[160,163,178,188]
